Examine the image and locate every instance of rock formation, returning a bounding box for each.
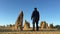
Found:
[15,11,23,31]
[49,24,54,29]
[40,21,48,29]
[23,20,30,30]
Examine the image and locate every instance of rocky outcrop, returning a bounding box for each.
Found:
[40,21,49,29]
[15,11,23,31]
[23,20,30,30]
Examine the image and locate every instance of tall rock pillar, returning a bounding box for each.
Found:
[15,11,23,31]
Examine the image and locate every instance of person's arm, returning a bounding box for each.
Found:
[38,11,40,21]
[31,11,34,20]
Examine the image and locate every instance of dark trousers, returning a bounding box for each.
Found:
[33,21,39,31]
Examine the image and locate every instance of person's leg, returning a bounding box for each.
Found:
[33,21,35,31]
[36,21,39,31]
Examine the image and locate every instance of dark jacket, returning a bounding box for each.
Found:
[31,10,40,22]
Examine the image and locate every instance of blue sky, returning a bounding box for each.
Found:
[0,0,60,27]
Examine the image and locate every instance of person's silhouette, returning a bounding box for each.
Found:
[31,8,40,31]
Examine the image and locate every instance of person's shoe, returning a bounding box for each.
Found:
[32,29,35,31]
[36,29,39,31]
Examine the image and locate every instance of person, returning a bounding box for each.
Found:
[31,8,40,31]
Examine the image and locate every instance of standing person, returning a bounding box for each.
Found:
[31,8,40,31]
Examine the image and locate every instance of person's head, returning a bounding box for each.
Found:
[34,8,37,11]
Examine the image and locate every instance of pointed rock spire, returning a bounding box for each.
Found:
[15,10,23,31]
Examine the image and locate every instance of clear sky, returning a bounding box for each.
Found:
[0,0,60,27]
